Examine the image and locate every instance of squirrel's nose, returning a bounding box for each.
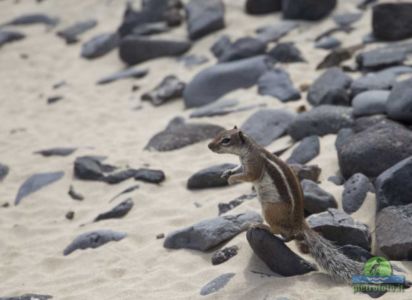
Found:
[208,142,215,151]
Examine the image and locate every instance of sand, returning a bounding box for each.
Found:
[0,0,411,299]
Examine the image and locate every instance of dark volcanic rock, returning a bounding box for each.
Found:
[97,68,148,85]
[57,19,97,44]
[301,179,337,214]
[216,37,267,63]
[375,156,412,211]
[34,147,77,157]
[74,156,115,181]
[211,245,239,265]
[210,35,231,58]
[356,48,406,71]
[94,198,134,222]
[66,211,74,220]
[189,98,246,118]
[247,228,316,276]
[352,115,390,133]
[257,68,301,102]
[145,117,224,151]
[386,78,412,123]
[255,21,298,43]
[164,211,262,251]
[183,55,271,108]
[307,208,371,250]
[178,54,209,68]
[15,171,64,205]
[342,173,370,214]
[286,136,320,165]
[4,13,59,27]
[373,3,412,41]
[187,163,236,190]
[142,75,185,106]
[63,230,127,256]
[337,121,412,178]
[131,22,170,36]
[186,0,225,40]
[68,185,84,201]
[307,67,352,106]
[81,32,120,59]
[0,30,25,47]
[282,0,336,21]
[376,203,412,260]
[316,47,354,70]
[333,12,362,28]
[218,193,256,215]
[268,42,305,63]
[241,108,296,146]
[315,36,341,50]
[134,168,165,184]
[289,164,321,182]
[119,36,191,65]
[352,90,389,117]
[47,96,63,104]
[200,273,235,296]
[288,105,353,140]
[102,169,136,184]
[0,163,10,181]
[0,294,52,300]
[109,185,139,203]
[245,0,281,15]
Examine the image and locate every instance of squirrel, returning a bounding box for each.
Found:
[208,126,363,283]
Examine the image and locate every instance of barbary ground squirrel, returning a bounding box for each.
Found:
[208,127,363,283]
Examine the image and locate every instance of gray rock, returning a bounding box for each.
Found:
[178,54,208,68]
[356,48,406,71]
[210,35,231,58]
[63,230,127,256]
[4,13,59,27]
[337,121,412,178]
[94,198,134,222]
[34,147,77,157]
[352,114,392,133]
[108,185,139,203]
[386,78,412,123]
[218,193,256,215]
[307,68,352,106]
[119,36,191,65]
[190,98,238,118]
[97,68,148,85]
[375,156,412,211]
[333,12,362,28]
[241,108,296,146]
[307,208,371,250]
[74,156,116,181]
[57,19,97,44]
[286,136,320,165]
[352,90,389,117]
[183,56,271,108]
[187,163,236,189]
[211,245,239,265]
[288,105,353,140]
[328,174,345,186]
[301,179,337,214]
[186,0,225,40]
[131,22,170,36]
[101,169,137,184]
[164,211,262,251]
[335,128,353,152]
[245,0,281,15]
[316,47,353,70]
[15,172,64,205]
[0,30,25,47]
[282,0,337,21]
[268,42,305,63]
[145,117,224,151]
[200,273,235,296]
[376,203,412,260]
[315,36,341,50]
[134,168,165,184]
[0,163,10,181]
[81,32,119,59]
[68,185,84,201]
[216,37,267,63]
[342,173,370,214]
[373,3,412,41]
[289,164,321,182]
[0,294,52,300]
[257,68,301,102]
[142,75,185,106]
[247,228,317,275]
[255,21,298,44]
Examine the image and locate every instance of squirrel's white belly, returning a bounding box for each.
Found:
[254,172,281,204]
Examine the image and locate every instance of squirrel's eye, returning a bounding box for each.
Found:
[221,137,231,145]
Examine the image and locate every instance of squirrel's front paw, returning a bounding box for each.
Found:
[221,169,233,179]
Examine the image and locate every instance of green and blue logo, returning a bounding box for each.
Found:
[352,257,405,293]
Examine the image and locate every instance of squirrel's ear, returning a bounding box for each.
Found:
[233,125,238,130]
[238,131,245,144]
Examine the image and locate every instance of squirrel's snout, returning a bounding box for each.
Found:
[208,142,216,151]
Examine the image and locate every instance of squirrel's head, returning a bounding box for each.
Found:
[208,126,246,155]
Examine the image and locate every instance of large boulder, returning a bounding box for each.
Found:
[183,56,271,108]
[372,3,412,41]
[376,203,412,260]
[186,0,225,40]
[282,0,337,21]
[337,121,412,178]
[375,156,412,211]
[386,78,412,123]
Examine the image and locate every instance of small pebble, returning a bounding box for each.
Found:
[66,211,75,220]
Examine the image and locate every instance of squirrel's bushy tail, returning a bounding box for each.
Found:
[302,224,363,283]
